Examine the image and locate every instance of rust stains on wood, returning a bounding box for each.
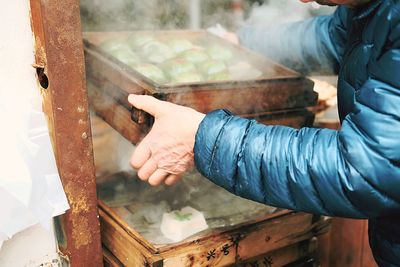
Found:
[29,0,103,266]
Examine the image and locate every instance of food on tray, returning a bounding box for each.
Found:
[109,48,140,66]
[128,35,155,49]
[167,39,193,53]
[208,70,231,81]
[228,62,262,80]
[180,49,209,64]
[100,39,141,66]
[162,58,196,77]
[140,40,175,63]
[133,63,168,84]
[160,206,208,242]
[99,39,130,52]
[147,51,174,64]
[198,60,227,76]
[141,40,168,54]
[206,44,233,61]
[170,72,203,84]
[94,33,266,85]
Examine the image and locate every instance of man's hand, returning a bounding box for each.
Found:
[128,94,205,186]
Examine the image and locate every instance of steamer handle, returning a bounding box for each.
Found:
[131,107,154,127]
[131,93,162,126]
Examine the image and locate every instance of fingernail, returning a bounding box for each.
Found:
[128,94,135,103]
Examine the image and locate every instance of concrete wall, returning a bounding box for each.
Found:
[0,1,58,266]
[0,224,58,266]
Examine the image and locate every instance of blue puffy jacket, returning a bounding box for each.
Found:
[194,1,400,266]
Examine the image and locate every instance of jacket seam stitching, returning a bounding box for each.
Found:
[308,129,333,215]
[207,115,234,178]
[232,119,253,195]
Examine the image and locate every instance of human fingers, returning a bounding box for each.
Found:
[164,174,181,186]
[137,157,158,181]
[130,138,151,169]
[128,94,168,117]
[148,169,169,186]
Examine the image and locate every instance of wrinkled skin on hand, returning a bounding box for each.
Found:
[128,95,205,186]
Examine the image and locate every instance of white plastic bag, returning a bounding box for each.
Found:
[0,95,69,249]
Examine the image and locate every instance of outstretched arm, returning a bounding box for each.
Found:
[194,39,400,218]
[238,6,348,75]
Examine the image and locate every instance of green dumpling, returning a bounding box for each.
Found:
[99,39,130,53]
[99,39,140,66]
[198,60,227,76]
[162,58,196,78]
[180,49,209,64]
[208,70,231,81]
[108,48,140,66]
[147,51,175,64]
[167,39,193,53]
[206,45,233,61]
[170,72,203,84]
[127,35,155,50]
[140,40,175,63]
[133,63,168,84]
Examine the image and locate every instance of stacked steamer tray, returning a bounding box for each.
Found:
[83,30,317,144]
[84,31,327,267]
[96,171,330,267]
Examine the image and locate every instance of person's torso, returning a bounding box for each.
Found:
[337,0,394,121]
[337,1,400,265]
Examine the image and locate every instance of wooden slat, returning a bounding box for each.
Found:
[322,218,377,267]
[239,238,317,267]
[160,213,323,266]
[162,79,316,116]
[29,0,103,266]
[88,82,145,144]
[103,247,124,267]
[99,209,163,267]
[100,199,328,267]
[361,221,378,267]
[329,218,365,267]
[316,230,331,266]
[88,80,315,145]
[99,201,158,253]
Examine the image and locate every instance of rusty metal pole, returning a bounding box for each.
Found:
[29,0,103,266]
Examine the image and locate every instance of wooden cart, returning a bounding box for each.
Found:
[29,2,329,266]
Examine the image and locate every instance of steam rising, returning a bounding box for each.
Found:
[82,0,334,244]
[82,0,332,180]
[79,1,240,32]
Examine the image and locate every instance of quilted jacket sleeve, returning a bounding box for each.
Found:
[237,6,348,75]
[194,22,400,219]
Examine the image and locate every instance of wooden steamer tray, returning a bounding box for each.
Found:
[100,200,329,267]
[83,31,317,143]
[88,81,315,144]
[94,171,330,266]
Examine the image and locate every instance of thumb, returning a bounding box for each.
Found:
[128,94,166,117]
